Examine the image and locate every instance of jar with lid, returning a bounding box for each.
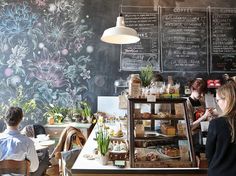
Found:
[128,74,141,98]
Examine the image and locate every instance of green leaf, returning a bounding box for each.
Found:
[140,65,154,87]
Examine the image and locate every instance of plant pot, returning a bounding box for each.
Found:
[87,116,92,123]
[48,116,54,125]
[99,153,109,165]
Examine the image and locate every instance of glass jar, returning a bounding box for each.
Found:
[135,123,144,137]
[128,74,141,98]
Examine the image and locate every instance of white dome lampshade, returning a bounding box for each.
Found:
[101,14,140,44]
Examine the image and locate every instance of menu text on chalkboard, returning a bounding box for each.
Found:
[210,8,236,72]
[120,6,159,71]
[161,7,208,72]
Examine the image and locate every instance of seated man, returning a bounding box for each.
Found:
[21,124,51,176]
[0,107,39,173]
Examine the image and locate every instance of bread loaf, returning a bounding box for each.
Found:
[161,124,176,136]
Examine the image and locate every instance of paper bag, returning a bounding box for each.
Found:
[119,92,128,109]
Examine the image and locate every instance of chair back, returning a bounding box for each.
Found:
[33,124,46,137]
[0,159,30,175]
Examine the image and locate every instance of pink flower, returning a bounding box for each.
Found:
[4,68,13,77]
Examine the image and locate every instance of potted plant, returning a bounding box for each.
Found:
[79,101,92,123]
[140,65,154,87]
[96,122,110,165]
[44,104,66,124]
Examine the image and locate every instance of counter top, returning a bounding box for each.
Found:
[71,124,207,176]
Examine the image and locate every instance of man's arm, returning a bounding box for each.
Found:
[27,140,39,172]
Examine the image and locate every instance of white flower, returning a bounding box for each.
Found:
[7,45,29,68]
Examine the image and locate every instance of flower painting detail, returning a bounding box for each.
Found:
[0,0,94,124]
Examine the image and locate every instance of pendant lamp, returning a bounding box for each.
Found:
[101,14,140,44]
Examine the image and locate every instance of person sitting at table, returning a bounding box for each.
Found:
[0,107,39,173]
[21,124,51,176]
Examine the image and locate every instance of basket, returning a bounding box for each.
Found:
[109,139,129,161]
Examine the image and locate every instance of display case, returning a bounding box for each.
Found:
[128,98,196,168]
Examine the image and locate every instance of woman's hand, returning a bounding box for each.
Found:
[204,108,215,121]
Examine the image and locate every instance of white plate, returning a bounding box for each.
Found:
[156,132,176,138]
[157,148,180,159]
[39,140,55,146]
[83,154,96,160]
[144,131,176,138]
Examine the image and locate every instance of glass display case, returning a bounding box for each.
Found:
[128,98,196,168]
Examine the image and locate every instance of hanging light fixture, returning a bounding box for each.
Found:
[101,14,140,44]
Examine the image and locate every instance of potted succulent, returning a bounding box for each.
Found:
[140,65,154,87]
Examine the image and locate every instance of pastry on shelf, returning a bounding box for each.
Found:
[142,112,151,118]
[161,124,176,136]
[161,146,180,157]
[157,112,171,118]
[114,129,124,137]
[146,152,159,161]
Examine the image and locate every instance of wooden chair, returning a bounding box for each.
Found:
[0,159,30,175]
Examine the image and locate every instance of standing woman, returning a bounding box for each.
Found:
[186,78,213,164]
[206,81,236,176]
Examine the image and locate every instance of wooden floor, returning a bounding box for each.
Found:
[45,164,60,176]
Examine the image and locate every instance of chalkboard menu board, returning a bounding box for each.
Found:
[210,8,236,72]
[120,6,159,71]
[161,7,208,72]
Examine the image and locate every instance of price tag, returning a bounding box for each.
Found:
[114,160,126,168]
[147,95,156,102]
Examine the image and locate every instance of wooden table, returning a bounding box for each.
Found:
[31,138,56,151]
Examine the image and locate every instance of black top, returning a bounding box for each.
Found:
[206,117,236,176]
[189,97,201,107]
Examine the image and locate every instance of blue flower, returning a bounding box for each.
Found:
[0,2,38,36]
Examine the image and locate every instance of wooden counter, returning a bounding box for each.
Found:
[71,125,207,176]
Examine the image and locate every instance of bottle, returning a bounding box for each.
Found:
[128,74,141,98]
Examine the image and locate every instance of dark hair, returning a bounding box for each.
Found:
[151,73,164,82]
[189,78,207,94]
[4,107,23,126]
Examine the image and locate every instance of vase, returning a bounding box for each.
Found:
[135,123,144,137]
[87,116,92,123]
[99,153,109,165]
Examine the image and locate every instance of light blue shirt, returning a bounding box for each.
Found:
[0,129,39,172]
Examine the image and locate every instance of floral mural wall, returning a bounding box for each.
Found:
[0,0,94,127]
